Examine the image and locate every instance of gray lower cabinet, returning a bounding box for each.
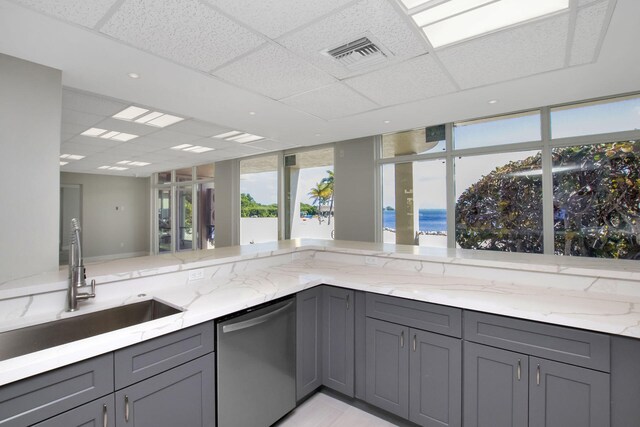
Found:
[365,318,461,427]
[296,286,323,400]
[322,286,355,397]
[464,342,610,427]
[529,357,610,427]
[463,342,528,427]
[33,395,115,427]
[114,353,215,427]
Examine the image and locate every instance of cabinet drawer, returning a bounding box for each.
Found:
[33,395,115,427]
[365,293,462,338]
[464,311,610,371]
[0,353,113,427]
[114,321,214,389]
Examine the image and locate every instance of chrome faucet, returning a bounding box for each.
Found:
[66,218,95,312]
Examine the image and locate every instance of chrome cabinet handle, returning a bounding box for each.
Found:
[103,404,108,427]
[346,293,350,310]
[412,334,417,352]
[125,395,130,422]
[517,359,521,381]
[400,331,404,348]
[536,364,541,385]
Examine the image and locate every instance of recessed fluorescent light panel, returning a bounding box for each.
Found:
[60,154,85,160]
[59,161,69,166]
[117,160,151,166]
[410,0,569,48]
[112,106,184,128]
[81,127,139,141]
[98,165,129,171]
[171,144,214,153]
[213,130,264,144]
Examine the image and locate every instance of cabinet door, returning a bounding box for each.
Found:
[296,286,323,400]
[115,353,215,427]
[33,395,115,427]
[464,342,528,427]
[322,287,355,396]
[409,329,461,427]
[365,318,409,419]
[529,357,610,427]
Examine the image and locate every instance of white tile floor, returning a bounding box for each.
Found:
[275,392,397,427]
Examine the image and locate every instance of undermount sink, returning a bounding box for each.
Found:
[0,299,182,362]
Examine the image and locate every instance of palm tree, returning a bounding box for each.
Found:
[321,170,334,225]
[309,182,330,224]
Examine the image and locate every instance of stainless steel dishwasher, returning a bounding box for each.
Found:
[216,296,296,427]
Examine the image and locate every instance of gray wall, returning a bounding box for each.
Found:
[334,136,377,242]
[0,54,61,283]
[213,159,239,248]
[60,172,150,261]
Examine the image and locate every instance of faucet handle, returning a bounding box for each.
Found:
[89,279,96,296]
[77,279,96,301]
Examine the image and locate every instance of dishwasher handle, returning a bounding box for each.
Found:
[222,300,294,333]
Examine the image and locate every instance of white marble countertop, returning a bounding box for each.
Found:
[1,240,640,387]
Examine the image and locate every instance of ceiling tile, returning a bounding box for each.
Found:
[213,44,336,100]
[61,121,90,136]
[569,0,610,66]
[60,142,106,155]
[281,83,378,120]
[436,14,570,89]
[63,88,127,116]
[206,0,354,39]
[94,117,161,136]
[245,139,298,151]
[278,0,427,79]
[167,119,229,137]
[62,109,105,127]
[10,0,119,28]
[146,129,205,145]
[344,54,456,106]
[100,0,265,72]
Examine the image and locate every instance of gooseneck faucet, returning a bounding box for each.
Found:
[66,218,95,312]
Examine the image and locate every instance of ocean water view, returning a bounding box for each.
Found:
[383,209,447,232]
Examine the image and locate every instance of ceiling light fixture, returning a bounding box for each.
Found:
[399,0,434,10]
[488,99,498,104]
[81,127,107,137]
[60,154,85,160]
[127,73,140,79]
[213,130,264,143]
[81,127,139,142]
[249,111,256,116]
[112,106,184,128]
[116,160,151,167]
[59,161,69,166]
[411,0,569,48]
[384,120,391,124]
[171,144,214,153]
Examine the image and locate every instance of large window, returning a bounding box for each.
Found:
[380,93,640,259]
[240,155,278,245]
[285,147,334,240]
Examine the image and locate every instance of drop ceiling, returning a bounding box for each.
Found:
[0,0,638,177]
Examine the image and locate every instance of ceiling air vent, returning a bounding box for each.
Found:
[324,36,390,71]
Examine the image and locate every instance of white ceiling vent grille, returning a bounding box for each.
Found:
[324,36,391,71]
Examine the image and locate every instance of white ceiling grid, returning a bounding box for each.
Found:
[100,0,266,71]
[1,0,624,176]
[212,43,337,100]
[344,54,457,106]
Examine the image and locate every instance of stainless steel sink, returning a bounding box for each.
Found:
[0,299,182,362]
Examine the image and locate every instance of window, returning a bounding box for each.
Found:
[455,151,543,253]
[454,111,541,150]
[380,93,640,259]
[240,155,278,245]
[285,148,335,240]
[551,95,640,139]
[553,140,640,259]
[382,159,447,247]
[153,164,215,253]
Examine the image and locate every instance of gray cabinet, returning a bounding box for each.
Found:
[322,286,355,397]
[463,342,528,427]
[529,357,610,427]
[0,353,114,427]
[464,341,610,427]
[365,318,461,427]
[33,395,115,427]
[365,318,409,418]
[410,329,461,427]
[296,287,323,400]
[115,353,215,427]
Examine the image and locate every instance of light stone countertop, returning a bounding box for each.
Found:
[1,240,640,387]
